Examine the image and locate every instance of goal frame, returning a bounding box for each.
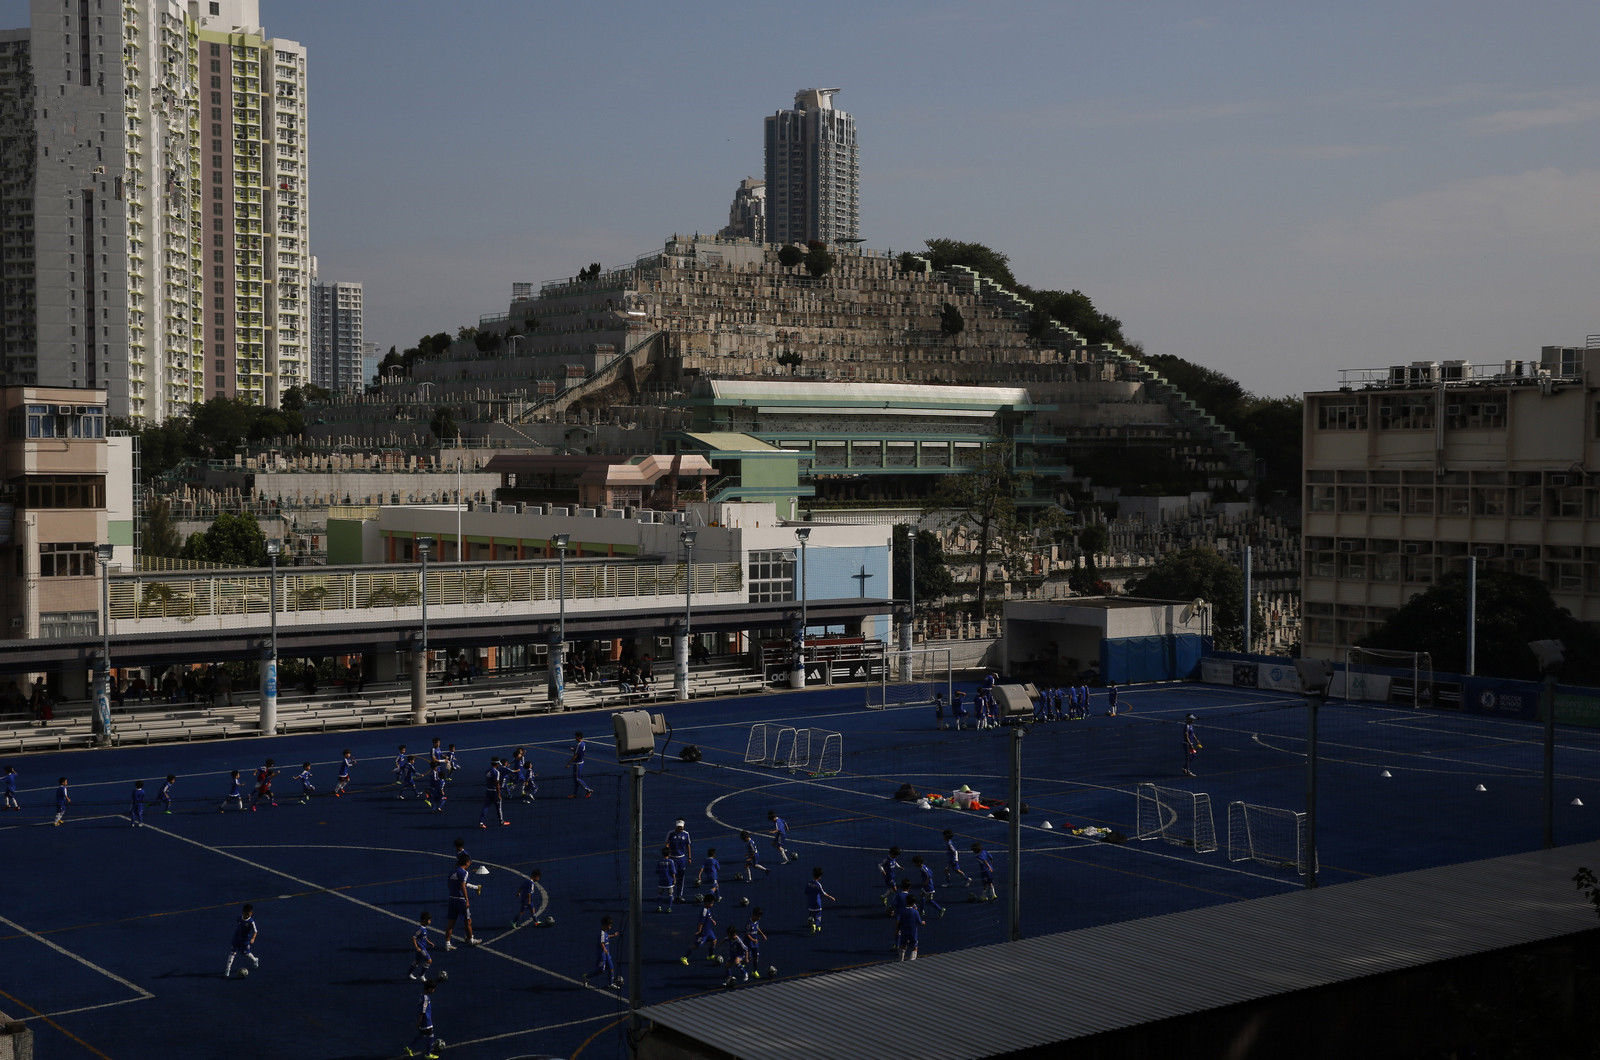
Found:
[744,722,771,765]
[1227,800,1316,875]
[1343,646,1433,708]
[869,647,954,710]
[1134,782,1218,853]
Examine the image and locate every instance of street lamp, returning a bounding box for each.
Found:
[262,538,282,736]
[94,544,114,744]
[551,533,569,706]
[412,537,434,723]
[1294,657,1334,888]
[677,529,696,700]
[793,527,810,688]
[1530,639,1565,848]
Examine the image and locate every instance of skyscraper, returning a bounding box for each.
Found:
[0,0,307,423]
[310,261,363,394]
[764,88,858,245]
[719,176,766,242]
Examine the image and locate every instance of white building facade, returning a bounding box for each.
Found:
[0,0,307,422]
[311,264,362,393]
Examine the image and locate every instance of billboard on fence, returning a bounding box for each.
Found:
[1256,663,1303,693]
[1464,678,1540,721]
[1201,658,1234,685]
[1555,689,1600,728]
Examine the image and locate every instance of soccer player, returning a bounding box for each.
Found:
[934,692,946,730]
[584,915,623,991]
[225,903,260,978]
[666,819,693,903]
[218,770,246,813]
[804,867,836,933]
[249,758,278,810]
[129,780,146,827]
[404,977,443,1058]
[679,893,719,965]
[478,757,509,829]
[335,749,355,797]
[896,895,925,961]
[517,754,537,803]
[392,745,409,786]
[424,761,447,812]
[1106,682,1120,717]
[697,847,722,905]
[767,810,793,865]
[511,868,545,928]
[567,731,593,798]
[443,744,460,777]
[428,737,445,775]
[740,829,769,880]
[655,846,678,913]
[442,852,481,951]
[972,842,997,902]
[1183,713,1201,777]
[942,829,970,887]
[1,765,17,810]
[743,906,767,978]
[879,846,902,907]
[155,773,176,814]
[912,855,945,917]
[294,762,315,804]
[721,924,750,988]
[407,911,433,980]
[397,754,419,799]
[951,690,968,731]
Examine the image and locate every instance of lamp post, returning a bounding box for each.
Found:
[792,527,810,688]
[94,543,114,745]
[676,529,696,701]
[262,538,282,736]
[1294,658,1334,888]
[1530,639,1565,848]
[412,537,434,724]
[550,533,569,707]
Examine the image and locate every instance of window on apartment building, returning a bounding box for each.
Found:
[1445,394,1507,430]
[1315,397,1368,431]
[1400,541,1434,583]
[39,542,98,577]
[24,474,106,510]
[1305,537,1335,579]
[1376,393,1435,430]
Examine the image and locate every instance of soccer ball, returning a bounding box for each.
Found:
[541,915,556,926]
[714,955,725,965]
[237,968,249,978]
[737,897,750,907]
[437,970,449,981]
[767,966,777,976]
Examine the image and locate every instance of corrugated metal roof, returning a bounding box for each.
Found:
[705,379,1031,407]
[681,431,790,454]
[639,840,1600,1060]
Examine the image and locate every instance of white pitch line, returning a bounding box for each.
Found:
[0,911,153,1001]
[141,823,612,994]
[20,996,152,1022]
[446,1009,621,1050]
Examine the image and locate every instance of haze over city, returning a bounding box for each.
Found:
[6,0,1598,398]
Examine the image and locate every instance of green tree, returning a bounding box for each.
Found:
[923,238,1019,289]
[1124,546,1250,650]
[1077,521,1110,577]
[429,405,458,444]
[777,244,804,268]
[1360,570,1600,683]
[932,446,1030,620]
[776,350,803,375]
[140,496,183,558]
[181,512,268,567]
[804,241,834,278]
[893,526,955,608]
[189,397,253,454]
[939,302,965,338]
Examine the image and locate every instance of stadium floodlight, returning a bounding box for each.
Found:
[994,684,1034,720]
[1294,658,1334,696]
[613,709,658,761]
[1529,639,1565,675]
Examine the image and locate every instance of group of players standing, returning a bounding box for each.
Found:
[933,677,1121,731]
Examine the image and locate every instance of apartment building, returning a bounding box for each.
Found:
[1301,347,1600,659]
[764,88,858,245]
[310,264,362,393]
[0,0,307,422]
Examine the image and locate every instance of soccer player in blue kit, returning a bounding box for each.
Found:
[584,915,623,991]
[879,846,902,906]
[739,829,768,881]
[478,757,509,829]
[1,765,18,810]
[567,732,593,798]
[680,894,719,965]
[804,866,836,933]
[424,761,447,812]
[697,847,722,905]
[218,770,245,813]
[442,852,481,951]
[1183,713,1202,776]
[654,846,678,913]
[665,819,693,903]
[293,762,315,804]
[721,924,750,988]
[404,977,443,1058]
[225,904,260,978]
[129,780,145,827]
[155,773,176,813]
[972,842,997,902]
[335,749,355,797]
[511,868,545,929]
[52,777,69,824]
[912,855,945,917]
[768,809,793,865]
[743,906,767,978]
[407,911,433,980]
[942,829,970,888]
[896,896,924,961]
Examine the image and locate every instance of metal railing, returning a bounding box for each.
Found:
[109,560,743,623]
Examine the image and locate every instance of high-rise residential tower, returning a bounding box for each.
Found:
[0,0,307,423]
[310,260,362,394]
[763,88,858,245]
[718,176,766,242]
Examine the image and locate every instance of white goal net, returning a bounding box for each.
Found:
[1342,647,1433,708]
[1134,782,1218,853]
[1227,801,1316,875]
[750,724,842,776]
[868,648,953,710]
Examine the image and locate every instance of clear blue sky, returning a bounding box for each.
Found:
[8,0,1600,397]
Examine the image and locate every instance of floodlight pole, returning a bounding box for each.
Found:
[94,544,114,746]
[1466,556,1477,677]
[550,534,569,707]
[1543,668,1557,848]
[412,538,433,725]
[792,527,810,689]
[262,539,282,736]
[1008,721,1023,940]
[676,529,695,701]
[1304,687,1323,888]
[1243,544,1253,654]
[628,760,645,1036]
